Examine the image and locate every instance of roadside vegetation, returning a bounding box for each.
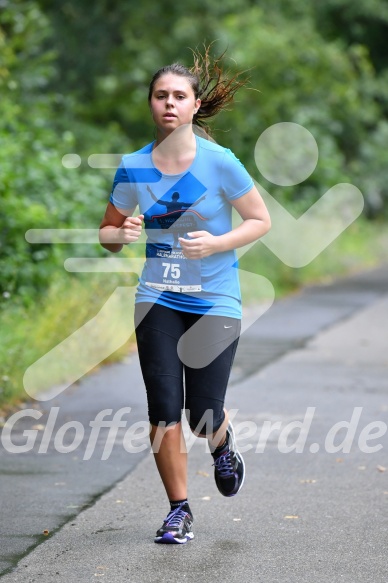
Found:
[1,0,388,407]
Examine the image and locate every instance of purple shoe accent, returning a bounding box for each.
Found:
[154,502,194,544]
[161,533,178,544]
[156,532,193,544]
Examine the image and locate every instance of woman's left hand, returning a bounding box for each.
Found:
[178,231,219,259]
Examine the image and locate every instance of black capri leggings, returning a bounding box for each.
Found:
[134,302,241,434]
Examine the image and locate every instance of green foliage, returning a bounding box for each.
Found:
[1,0,388,405]
[1,0,388,280]
[0,0,121,305]
[29,0,388,216]
[313,0,388,73]
[240,218,388,300]
[1,216,387,407]
[0,271,137,404]
[210,7,385,218]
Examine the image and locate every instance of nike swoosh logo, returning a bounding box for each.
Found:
[224,325,233,329]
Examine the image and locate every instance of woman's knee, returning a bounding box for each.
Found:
[145,375,183,427]
[185,404,225,436]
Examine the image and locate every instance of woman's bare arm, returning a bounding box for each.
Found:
[99,202,143,253]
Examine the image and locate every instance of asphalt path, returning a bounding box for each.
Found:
[0,265,387,581]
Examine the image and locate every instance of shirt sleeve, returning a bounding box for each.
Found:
[109,159,138,210]
[221,149,254,201]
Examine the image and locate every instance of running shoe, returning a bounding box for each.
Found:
[154,502,194,544]
[213,421,245,497]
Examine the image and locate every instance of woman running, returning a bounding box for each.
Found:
[99,48,271,544]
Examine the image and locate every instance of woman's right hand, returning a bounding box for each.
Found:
[119,214,144,243]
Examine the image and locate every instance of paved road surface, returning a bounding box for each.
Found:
[0,265,387,581]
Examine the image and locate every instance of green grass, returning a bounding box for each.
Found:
[0,271,138,409]
[240,218,388,302]
[1,217,387,409]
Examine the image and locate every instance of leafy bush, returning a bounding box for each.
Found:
[0,0,125,306]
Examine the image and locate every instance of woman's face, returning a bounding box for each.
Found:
[150,73,201,135]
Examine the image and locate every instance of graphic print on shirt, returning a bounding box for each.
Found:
[143,173,208,293]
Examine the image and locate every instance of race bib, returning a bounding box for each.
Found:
[144,244,202,293]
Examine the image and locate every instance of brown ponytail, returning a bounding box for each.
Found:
[190,46,248,131]
[148,45,249,134]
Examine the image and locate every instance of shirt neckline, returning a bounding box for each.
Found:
[150,135,200,178]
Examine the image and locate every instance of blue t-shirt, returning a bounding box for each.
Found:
[109,135,254,318]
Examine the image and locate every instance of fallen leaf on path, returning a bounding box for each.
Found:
[284,515,299,520]
[196,470,209,477]
[336,458,344,463]
[43,529,49,536]
[377,465,386,473]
